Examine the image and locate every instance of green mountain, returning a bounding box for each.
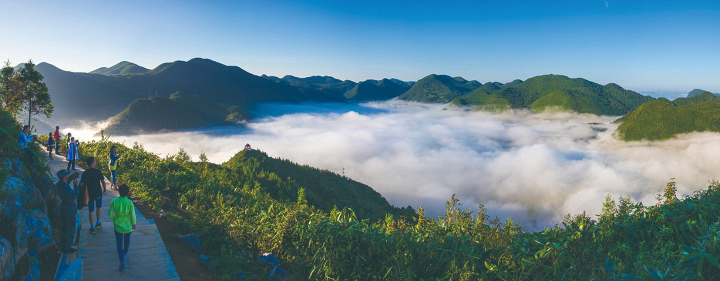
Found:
[90,61,149,75]
[615,98,720,141]
[36,58,344,126]
[397,74,482,103]
[687,89,720,98]
[462,75,653,115]
[221,150,410,220]
[343,79,411,101]
[261,75,415,102]
[103,92,252,135]
[449,79,524,106]
[673,91,720,106]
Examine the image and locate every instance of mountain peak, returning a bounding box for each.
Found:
[90,61,149,75]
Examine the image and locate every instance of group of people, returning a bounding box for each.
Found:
[19,125,134,270]
[55,153,133,270]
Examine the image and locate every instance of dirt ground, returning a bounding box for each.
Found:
[131,197,220,281]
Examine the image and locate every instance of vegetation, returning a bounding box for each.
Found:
[0,60,53,126]
[616,98,720,141]
[398,74,481,103]
[0,107,52,184]
[72,137,720,280]
[89,61,150,76]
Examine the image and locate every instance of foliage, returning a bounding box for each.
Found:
[71,138,720,280]
[616,99,720,141]
[0,107,52,183]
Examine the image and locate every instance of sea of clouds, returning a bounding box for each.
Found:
[67,100,720,230]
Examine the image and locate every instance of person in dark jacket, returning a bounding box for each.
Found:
[57,169,80,253]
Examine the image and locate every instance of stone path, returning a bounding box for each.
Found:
[48,154,180,280]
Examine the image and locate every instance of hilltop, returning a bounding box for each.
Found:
[687,89,720,98]
[90,61,149,75]
[102,92,252,135]
[455,75,653,115]
[343,78,411,101]
[397,74,482,103]
[673,91,720,106]
[615,98,720,141]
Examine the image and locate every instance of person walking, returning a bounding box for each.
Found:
[109,145,122,191]
[53,126,61,155]
[46,132,54,160]
[18,125,36,164]
[109,184,136,270]
[66,137,79,170]
[80,156,107,234]
[56,169,79,253]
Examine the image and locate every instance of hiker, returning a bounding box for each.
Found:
[53,126,61,155]
[46,132,54,159]
[80,156,107,234]
[66,137,79,170]
[56,169,80,253]
[109,145,122,191]
[109,184,136,270]
[18,125,36,164]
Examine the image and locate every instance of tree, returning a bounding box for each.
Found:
[0,60,23,116]
[0,59,53,126]
[18,60,53,126]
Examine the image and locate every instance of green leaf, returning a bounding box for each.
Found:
[705,253,720,269]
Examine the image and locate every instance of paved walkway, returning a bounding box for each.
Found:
[48,153,180,280]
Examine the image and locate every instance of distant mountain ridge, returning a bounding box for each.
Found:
[260,74,414,102]
[36,58,346,125]
[687,89,720,98]
[398,74,482,103]
[448,75,653,116]
[90,61,149,75]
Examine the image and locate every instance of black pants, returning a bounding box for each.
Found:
[67,160,75,170]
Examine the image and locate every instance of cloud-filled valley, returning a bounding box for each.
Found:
[67,100,720,230]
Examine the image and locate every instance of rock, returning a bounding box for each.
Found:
[13,214,29,263]
[24,210,54,255]
[257,253,279,265]
[178,234,201,252]
[20,250,40,281]
[0,238,14,280]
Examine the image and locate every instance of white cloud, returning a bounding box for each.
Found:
[65,100,720,230]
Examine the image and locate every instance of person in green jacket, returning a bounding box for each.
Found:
[108,184,136,270]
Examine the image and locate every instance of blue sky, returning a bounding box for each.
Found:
[2,0,719,92]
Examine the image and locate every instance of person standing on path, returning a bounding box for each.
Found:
[53,126,61,155]
[80,156,107,234]
[66,137,79,170]
[109,184,136,270]
[46,132,54,160]
[109,145,122,191]
[56,169,80,253]
[18,125,36,164]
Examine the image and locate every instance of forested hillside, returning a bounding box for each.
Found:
[615,98,720,141]
[465,75,654,115]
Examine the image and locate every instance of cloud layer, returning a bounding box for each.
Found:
[65,101,720,230]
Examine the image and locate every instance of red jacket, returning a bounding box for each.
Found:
[53,130,60,141]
